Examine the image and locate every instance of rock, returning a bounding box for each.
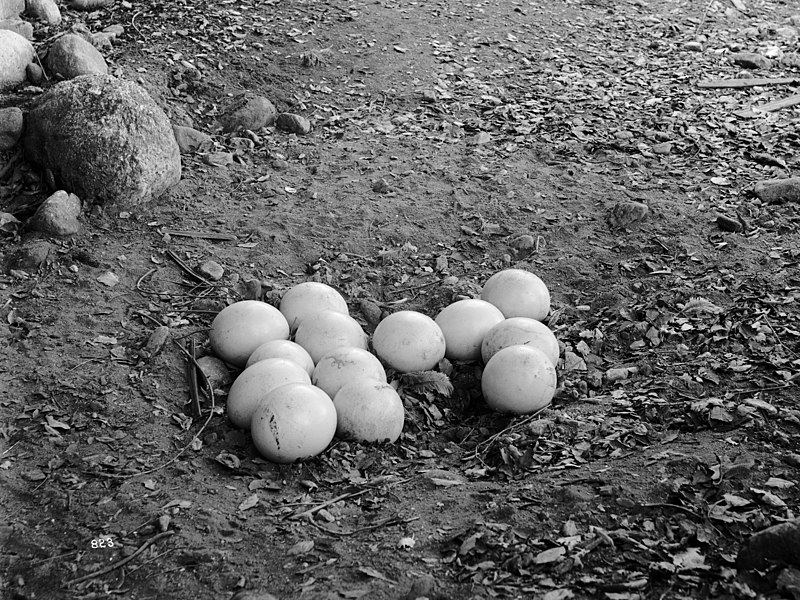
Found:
[198,260,224,281]
[737,518,800,570]
[684,41,703,52]
[5,241,51,272]
[607,201,649,229]
[652,141,672,155]
[716,215,743,233]
[511,234,536,250]
[0,107,23,150]
[26,62,42,84]
[196,356,232,389]
[26,0,61,25]
[69,0,112,9]
[46,33,108,79]
[777,568,800,600]
[172,125,212,154]
[0,29,34,89]
[275,112,311,135]
[0,18,32,39]
[405,574,436,600]
[782,53,800,68]
[0,0,24,19]
[29,190,82,236]
[359,299,382,326]
[729,52,772,70]
[142,326,170,357]
[754,178,800,203]
[24,74,181,206]
[372,178,391,193]
[229,591,279,600]
[218,94,276,133]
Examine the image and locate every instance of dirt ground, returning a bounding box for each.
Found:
[2,0,800,598]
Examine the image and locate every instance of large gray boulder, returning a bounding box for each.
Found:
[23,74,181,206]
[0,0,24,19]
[0,29,34,88]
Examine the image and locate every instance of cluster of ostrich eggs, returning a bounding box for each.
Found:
[206,270,559,463]
[208,283,403,464]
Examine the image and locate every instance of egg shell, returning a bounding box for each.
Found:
[372,310,446,373]
[312,347,387,399]
[481,345,556,415]
[294,310,368,364]
[209,300,290,367]
[251,383,337,464]
[279,281,349,332]
[481,269,551,321]
[481,317,560,366]
[246,339,315,375]
[435,299,505,362]
[333,379,405,443]
[227,358,311,430]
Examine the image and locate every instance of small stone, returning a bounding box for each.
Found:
[614,130,634,140]
[737,517,800,569]
[0,18,32,39]
[736,69,754,79]
[172,125,211,154]
[218,94,276,133]
[275,112,311,135]
[421,89,437,102]
[729,52,772,70]
[271,158,288,170]
[26,62,42,84]
[684,41,703,52]
[651,141,672,155]
[46,34,108,79]
[359,299,382,326]
[754,178,800,203]
[143,326,170,356]
[0,30,34,88]
[405,574,436,600]
[510,234,536,250]
[0,0,24,19]
[0,106,23,150]
[5,241,51,272]
[29,190,82,236]
[237,278,261,301]
[198,260,224,281]
[203,152,233,168]
[716,215,743,233]
[229,591,279,600]
[372,178,391,193]
[26,0,61,26]
[777,568,800,600]
[70,0,112,9]
[607,201,649,229]
[196,356,232,389]
[782,53,800,68]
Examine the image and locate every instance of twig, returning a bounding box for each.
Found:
[185,338,202,418]
[289,489,369,520]
[64,531,174,586]
[135,268,157,292]
[308,515,419,537]
[465,407,549,462]
[384,278,442,296]
[697,77,799,89]
[165,249,214,286]
[162,229,237,241]
[695,0,715,38]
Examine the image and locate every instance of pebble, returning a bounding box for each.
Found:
[716,215,743,233]
[26,0,61,25]
[606,201,649,229]
[737,517,800,569]
[271,158,288,170]
[26,62,43,84]
[198,260,224,281]
[754,177,800,203]
[29,190,82,236]
[0,106,23,150]
[684,41,703,52]
[421,89,437,102]
[5,241,51,272]
[229,590,279,600]
[729,52,772,70]
[275,112,311,135]
[219,94,276,133]
[142,326,170,357]
[196,355,232,388]
[510,234,536,250]
[46,33,108,78]
[70,0,112,9]
[172,125,211,154]
[372,178,391,193]
[405,574,436,600]
[0,0,23,19]
[0,30,34,88]
[359,299,382,325]
[651,141,672,155]
[0,18,32,39]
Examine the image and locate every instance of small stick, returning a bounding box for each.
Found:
[64,531,174,586]
[309,515,419,537]
[165,249,214,286]
[186,338,202,418]
[289,489,369,520]
[162,229,237,241]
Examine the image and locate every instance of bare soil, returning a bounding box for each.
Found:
[2,0,800,599]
